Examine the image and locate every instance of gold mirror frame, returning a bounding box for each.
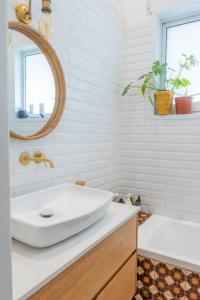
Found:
[9,21,66,140]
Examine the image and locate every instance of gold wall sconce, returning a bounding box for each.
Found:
[15,0,53,39]
[16,0,32,24]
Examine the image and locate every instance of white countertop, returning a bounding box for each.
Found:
[12,203,139,300]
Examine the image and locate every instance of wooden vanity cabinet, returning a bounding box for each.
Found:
[29,215,138,300]
[96,254,137,300]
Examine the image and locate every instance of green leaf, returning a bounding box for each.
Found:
[149,96,154,106]
[180,54,199,70]
[122,84,132,96]
[170,78,191,89]
[141,84,146,97]
[151,60,168,76]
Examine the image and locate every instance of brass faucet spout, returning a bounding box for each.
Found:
[42,158,54,168]
[30,157,54,168]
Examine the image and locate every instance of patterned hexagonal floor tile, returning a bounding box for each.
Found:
[136,286,154,299]
[135,256,200,300]
[137,256,156,299]
[132,293,144,300]
[138,256,154,274]
[184,271,200,300]
[154,261,186,298]
[153,291,175,300]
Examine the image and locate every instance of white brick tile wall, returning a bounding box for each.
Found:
[9,0,124,196]
[123,21,200,221]
[9,1,200,223]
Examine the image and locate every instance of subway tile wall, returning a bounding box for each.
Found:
[9,0,125,196]
[122,22,200,222]
[9,1,200,223]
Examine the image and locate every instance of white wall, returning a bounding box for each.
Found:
[9,0,200,223]
[123,0,200,222]
[121,0,200,25]
[0,0,12,299]
[9,0,125,196]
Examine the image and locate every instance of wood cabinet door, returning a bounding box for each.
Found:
[97,254,137,300]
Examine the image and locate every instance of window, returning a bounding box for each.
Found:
[15,47,55,115]
[162,14,200,100]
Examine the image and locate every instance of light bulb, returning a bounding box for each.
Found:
[39,13,53,40]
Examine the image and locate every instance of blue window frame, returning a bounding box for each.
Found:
[161,13,200,100]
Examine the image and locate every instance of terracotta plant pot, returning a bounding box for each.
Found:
[155,91,173,115]
[175,97,192,114]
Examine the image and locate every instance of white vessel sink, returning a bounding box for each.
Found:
[11,183,113,248]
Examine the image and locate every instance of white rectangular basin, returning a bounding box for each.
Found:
[11,183,113,248]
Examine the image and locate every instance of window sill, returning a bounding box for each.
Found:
[150,112,200,120]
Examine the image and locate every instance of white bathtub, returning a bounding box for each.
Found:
[138,215,200,273]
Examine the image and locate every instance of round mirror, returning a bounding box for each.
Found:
[8,22,66,140]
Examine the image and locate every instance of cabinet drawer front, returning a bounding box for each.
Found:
[97,254,137,300]
[29,216,137,300]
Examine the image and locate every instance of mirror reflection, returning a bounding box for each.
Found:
[9,29,56,136]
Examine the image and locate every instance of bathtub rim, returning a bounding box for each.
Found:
[138,214,200,273]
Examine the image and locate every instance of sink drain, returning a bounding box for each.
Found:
[39,209,54,218]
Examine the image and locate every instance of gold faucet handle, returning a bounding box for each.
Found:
[33,151,54,168]
[19,152,32,166]
[33,151,46,162]
[75,180,86,186]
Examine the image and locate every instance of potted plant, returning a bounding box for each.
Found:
[169,54,199,114]
[122,60,173,115]
[122,54,199,115]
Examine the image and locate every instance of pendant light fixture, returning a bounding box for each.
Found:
[15,0,53,40]
[39,0,53,40]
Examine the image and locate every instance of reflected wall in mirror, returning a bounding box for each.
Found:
[8,22,66,140]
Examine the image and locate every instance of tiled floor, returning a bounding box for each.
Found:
[133,256,200,300]
[138,212,152,226]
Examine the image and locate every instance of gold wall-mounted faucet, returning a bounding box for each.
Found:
[19,151,54,168]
